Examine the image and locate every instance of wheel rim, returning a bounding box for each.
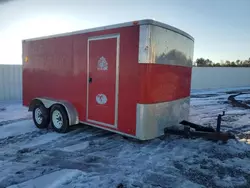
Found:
[52,110,63,129]
[35,108,43,124]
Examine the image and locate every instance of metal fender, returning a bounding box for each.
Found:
[28,97,79,126]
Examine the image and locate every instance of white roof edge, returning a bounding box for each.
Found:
[23,19,194,42]
[140,19,194,41]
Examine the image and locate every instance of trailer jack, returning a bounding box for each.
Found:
[165,111,235,142]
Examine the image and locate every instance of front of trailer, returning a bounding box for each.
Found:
[136,20,194,140]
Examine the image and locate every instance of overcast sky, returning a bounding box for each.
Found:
[0,0,249,64]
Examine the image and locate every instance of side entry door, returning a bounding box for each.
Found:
[87,34,120,128]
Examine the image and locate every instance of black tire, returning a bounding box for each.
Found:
[32,104,50,129]
[50,104,69,133]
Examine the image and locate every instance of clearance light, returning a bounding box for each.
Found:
[133,21,139,25]
[24,56,29,63]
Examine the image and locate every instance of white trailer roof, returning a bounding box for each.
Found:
[23,19,194,42]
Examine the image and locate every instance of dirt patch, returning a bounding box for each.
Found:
[17,148,34,154]
[228,94,250,109]
[218,101,229,105]
[0,117,31,126]
[191,94,219,98]
[0,107,6,112]
[238,133,250,140]
[0,130,48,147]
[225,89,250,94]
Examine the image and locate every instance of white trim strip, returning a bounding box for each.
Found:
[86,119,116,128]
[23,19,194,42]
[80,121,137,139]
[115,35,120,128]
[86,34,120,128]
[86,38,90,122]
[88,34,120,41]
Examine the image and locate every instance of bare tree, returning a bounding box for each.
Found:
[194,58,250,67]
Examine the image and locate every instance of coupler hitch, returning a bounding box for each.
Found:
[165,111,235,142]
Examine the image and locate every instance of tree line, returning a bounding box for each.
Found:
[194,58,250,67]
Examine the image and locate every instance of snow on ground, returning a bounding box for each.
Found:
[0,101,31,123]
[0,88,250,188]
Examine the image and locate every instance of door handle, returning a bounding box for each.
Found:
[89,77,92,83]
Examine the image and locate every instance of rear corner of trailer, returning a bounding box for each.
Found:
[136,20,194,140]
[22,38,46,108]
[22,39,30,107]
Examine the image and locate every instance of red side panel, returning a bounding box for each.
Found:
[138,64,192,104]
[23,26,140,136]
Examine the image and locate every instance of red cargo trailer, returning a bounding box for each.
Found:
[22,19,194,140]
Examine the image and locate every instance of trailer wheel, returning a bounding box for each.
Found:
[50,105,69,133]
[32,104,50,129]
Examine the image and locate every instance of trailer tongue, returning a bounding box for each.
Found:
[165,111,235,142]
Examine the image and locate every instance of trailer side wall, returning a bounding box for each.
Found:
[23,25,140,136]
